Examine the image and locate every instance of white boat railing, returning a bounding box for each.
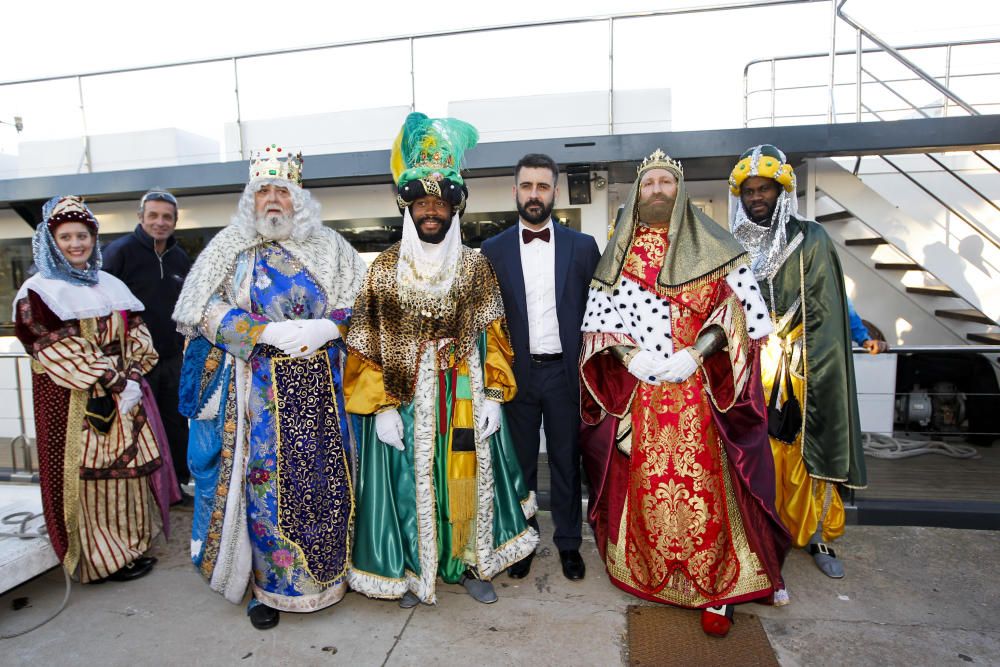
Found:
[743,36,999,127]
[743,11,1000,258]
[0,352,34,483]
[0,0,818,170]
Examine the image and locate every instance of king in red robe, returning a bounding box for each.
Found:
[579,150,790,636]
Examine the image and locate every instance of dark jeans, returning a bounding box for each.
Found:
[504,359,582,551]
[146,354,190,486]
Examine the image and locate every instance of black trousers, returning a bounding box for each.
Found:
[145,354,190,486]
[504,359,582,551]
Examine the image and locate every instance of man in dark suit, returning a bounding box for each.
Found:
[481,153,601,581]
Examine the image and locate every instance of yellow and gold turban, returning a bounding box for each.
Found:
[728,144,795,195]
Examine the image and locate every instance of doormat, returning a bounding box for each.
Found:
[626,605,779,667]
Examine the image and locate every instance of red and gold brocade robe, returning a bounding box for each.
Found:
[580,225,789,608]
[14,277,162,583]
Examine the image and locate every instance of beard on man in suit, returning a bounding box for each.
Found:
[480,153,602,583]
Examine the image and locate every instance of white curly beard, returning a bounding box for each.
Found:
[255,212,294,241]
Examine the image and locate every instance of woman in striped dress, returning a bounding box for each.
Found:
[13,196,163,583]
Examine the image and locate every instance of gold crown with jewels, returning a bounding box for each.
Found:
[638,148,683,178]
[249,144,303,185]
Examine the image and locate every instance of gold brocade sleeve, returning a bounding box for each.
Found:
[485,318,516,403]
[125,319,160,379]
[343,354,399,415]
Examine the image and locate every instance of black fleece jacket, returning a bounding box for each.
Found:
[102,224,192,360]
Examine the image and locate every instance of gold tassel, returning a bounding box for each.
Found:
[448,474,477,557]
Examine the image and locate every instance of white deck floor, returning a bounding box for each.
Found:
[0,484,58,595]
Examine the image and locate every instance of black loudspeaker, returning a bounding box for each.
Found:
[567,172,592,205]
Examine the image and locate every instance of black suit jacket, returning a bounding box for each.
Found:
[481,222,601,402]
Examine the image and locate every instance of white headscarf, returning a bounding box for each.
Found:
[396,208,463,319]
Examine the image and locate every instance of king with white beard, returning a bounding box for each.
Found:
[173,144,367,630]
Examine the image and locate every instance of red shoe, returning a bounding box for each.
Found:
[701,605,734,637]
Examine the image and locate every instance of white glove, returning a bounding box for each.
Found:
[118,380,143,414]
[375,408,405,451]
[256,320,301,347]
[626,350,671,385]
[655,348,700,384]
[281,319,341,359]
[258,319,340,358]
[477,399,502,442]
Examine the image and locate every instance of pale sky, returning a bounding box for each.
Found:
[1,0,997,157]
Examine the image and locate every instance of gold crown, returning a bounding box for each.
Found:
[249,144,303,185]
[638,148,683,177]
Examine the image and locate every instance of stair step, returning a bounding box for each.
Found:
[875,262,922,271]
[906,285,959,297]
[966,332,1000,345]
[816,210,854,223]
[845,237,888,246]
[935,309,995,325]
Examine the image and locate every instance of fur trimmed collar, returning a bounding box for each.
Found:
[173,224,367,334]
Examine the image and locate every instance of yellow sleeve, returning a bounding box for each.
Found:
[484,318,517,403]
[344,354,398,415]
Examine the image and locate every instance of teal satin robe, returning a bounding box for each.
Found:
[349,333,537,603]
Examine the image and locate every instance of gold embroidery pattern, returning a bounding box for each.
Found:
[201,377,238,580]
[625,226,668,279]
[483,386,503,401]
[625,378,739,596]
[61,320,94,576]
[272,351,353,586]
[607,417,771,606]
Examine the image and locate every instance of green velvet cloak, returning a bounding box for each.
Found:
[765,216,867,488]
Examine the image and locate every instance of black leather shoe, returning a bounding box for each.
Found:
[171,493,194,509]
[508,551,535,579]
[133,556,158,569]
[559,550,586,581]
[105,558,155,582]
[249,604,280,630]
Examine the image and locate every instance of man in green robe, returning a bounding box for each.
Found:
[344,113,538,607]
[727,144,867,589]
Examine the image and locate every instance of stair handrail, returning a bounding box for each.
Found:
[836,0,979,117]
[846,102,1000,254]
[879,155,1000,250]
[744,13,1000,242]
[742,36,999,126]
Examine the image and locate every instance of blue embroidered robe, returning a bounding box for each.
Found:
[181,242,354,612]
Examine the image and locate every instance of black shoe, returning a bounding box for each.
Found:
[249,604,280,630]
[508,551,535,579]
[133,556,158,569]
[105,558,155,583]
[171,494,194,509]
[559,550,586,581]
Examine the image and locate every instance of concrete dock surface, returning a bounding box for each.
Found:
[1,510,998,666]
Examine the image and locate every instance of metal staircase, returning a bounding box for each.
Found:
[808,156,998,344]
[744,0,1000,345]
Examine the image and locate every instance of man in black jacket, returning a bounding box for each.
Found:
[103,189,192,495]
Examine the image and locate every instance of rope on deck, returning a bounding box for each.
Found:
[0,511,72,639]
[862,433,980,460]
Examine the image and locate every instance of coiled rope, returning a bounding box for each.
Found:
[0,511,71,639]
[862,433,980,460]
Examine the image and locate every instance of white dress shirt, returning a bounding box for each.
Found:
[518,219,562,354]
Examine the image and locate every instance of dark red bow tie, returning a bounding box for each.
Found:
[522,227,551,244]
